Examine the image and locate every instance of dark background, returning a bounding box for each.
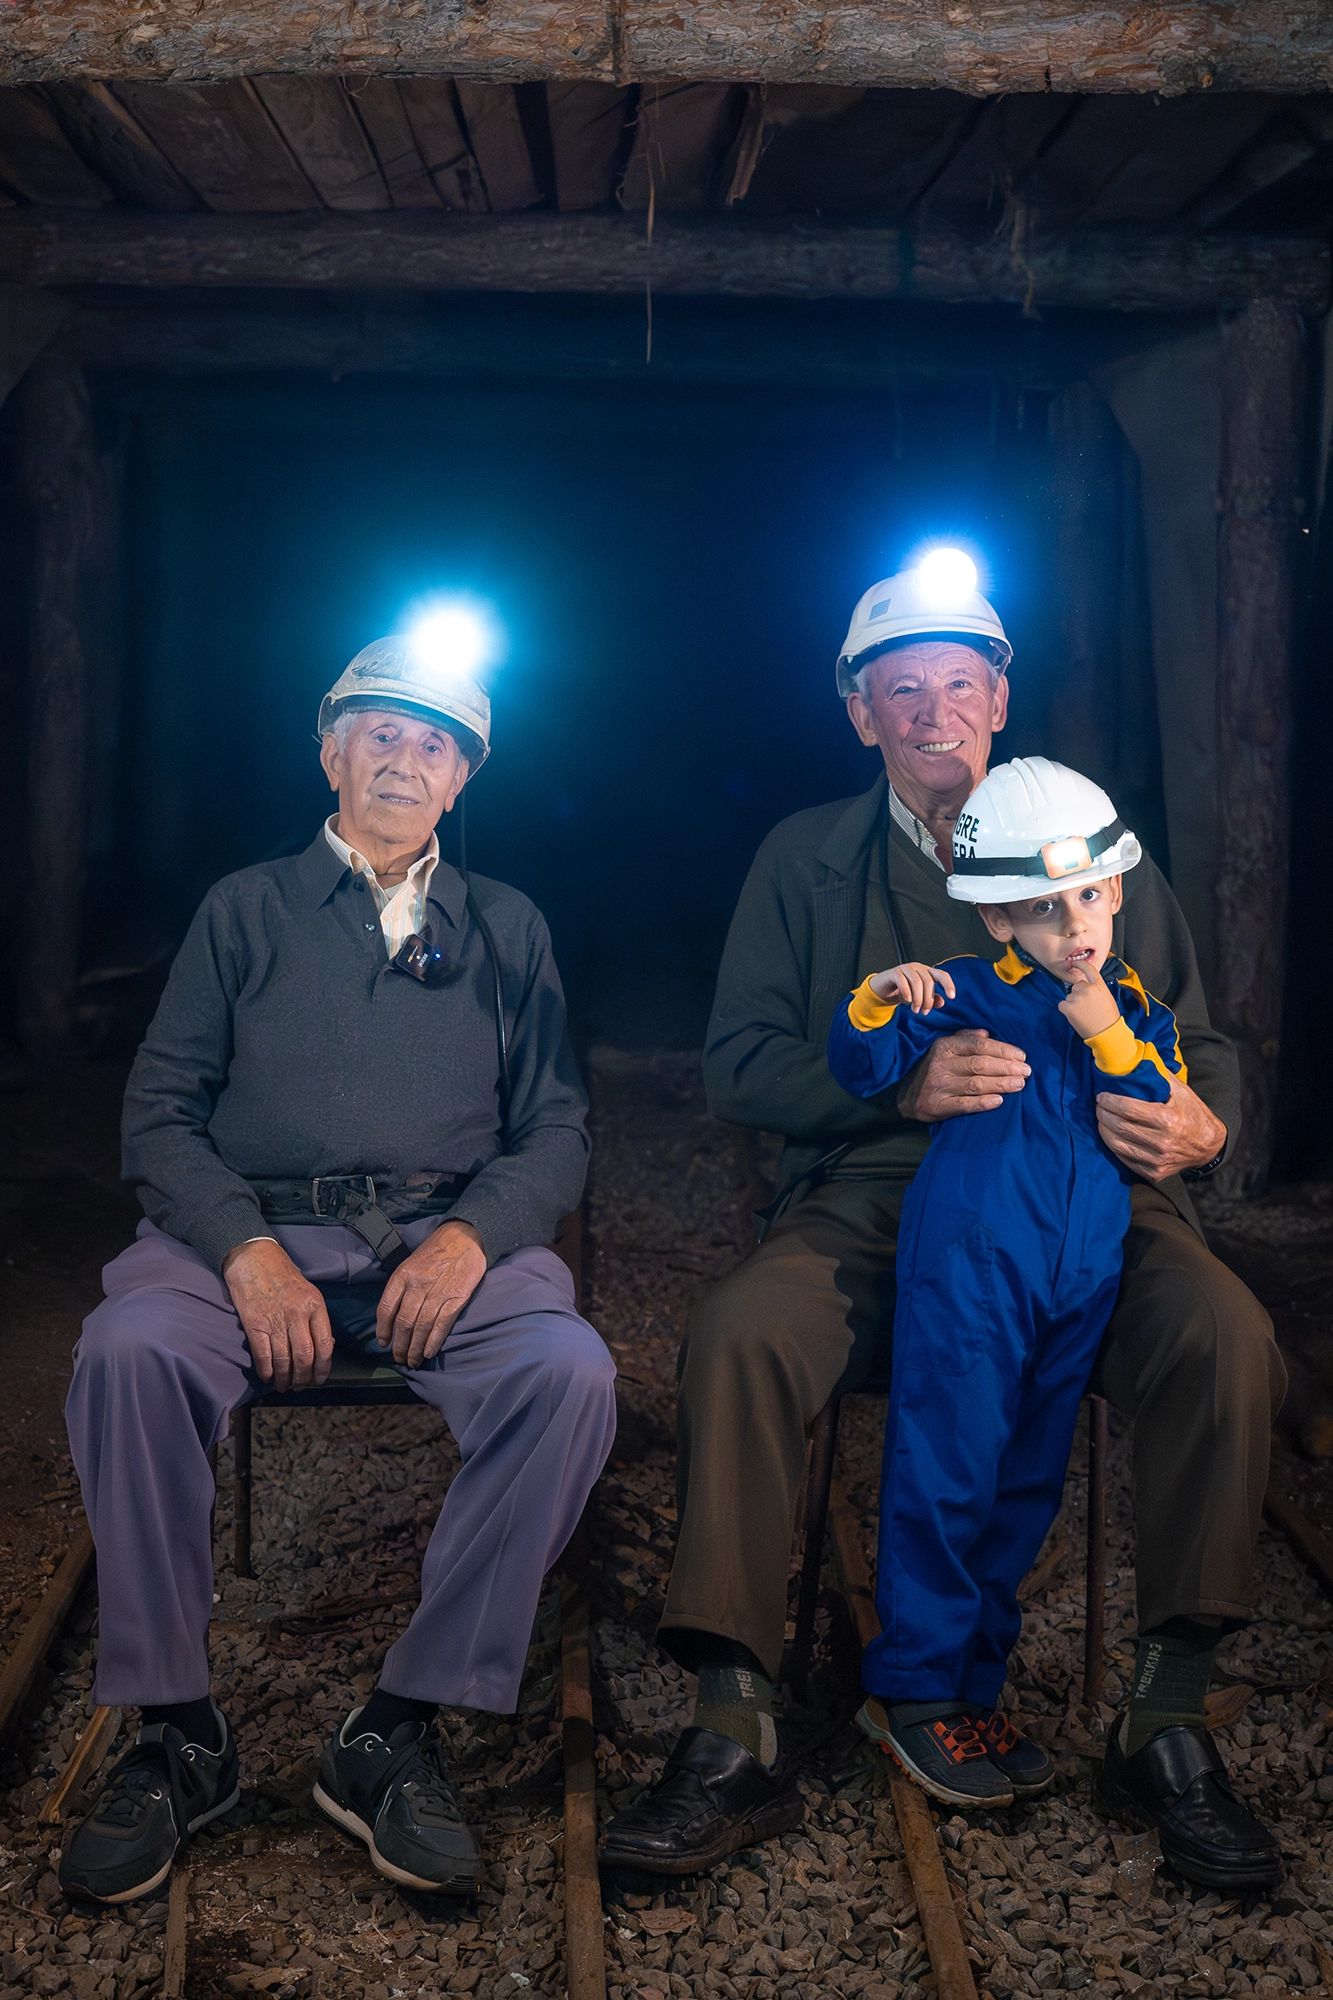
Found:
[64,292,1176,1058]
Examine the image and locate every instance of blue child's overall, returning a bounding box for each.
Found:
[826,945,1183,1706]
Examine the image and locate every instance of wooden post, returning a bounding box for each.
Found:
[1214,300,1305,1197]
[15,350,100,1054]
[1047,380,1125,793]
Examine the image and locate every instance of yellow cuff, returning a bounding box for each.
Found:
[848,979,899,1031]
[1084,1016,1143,1076]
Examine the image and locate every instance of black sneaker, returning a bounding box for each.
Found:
[59,1704,239,1904]
[973,1708,1055,1798]
[313,1708,481,1893]
[856,1697,1015,1807]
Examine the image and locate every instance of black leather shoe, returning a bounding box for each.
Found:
[1095,1719,1282,1891]
[599,1726,804,1875]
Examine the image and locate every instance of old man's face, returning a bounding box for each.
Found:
[318,708,469,859]
[845,640,1008,818]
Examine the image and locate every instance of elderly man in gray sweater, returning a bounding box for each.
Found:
[59,635,616,1907]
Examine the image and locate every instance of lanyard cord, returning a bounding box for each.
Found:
[457,789,513,1122]
[877,789,909,967]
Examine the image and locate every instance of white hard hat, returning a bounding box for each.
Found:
[836,558,1013,698]
[946,757,1141,904]
[318,636,490,771]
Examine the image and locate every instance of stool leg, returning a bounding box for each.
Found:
[233,1404,253,1581]
[1083,1394,1108,1710]
[788,1400,841,1703]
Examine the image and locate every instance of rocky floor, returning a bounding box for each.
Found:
[1,1052,1333,2000]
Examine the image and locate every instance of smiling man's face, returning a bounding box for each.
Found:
[845,639,1008,843]
[318,707,469,871]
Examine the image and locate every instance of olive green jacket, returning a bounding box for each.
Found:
[702,772,1238,1236]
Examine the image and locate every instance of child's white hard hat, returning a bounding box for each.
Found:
[946,757,1142,904]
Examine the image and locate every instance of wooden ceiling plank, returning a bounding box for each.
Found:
[395,80,488,214]
[735,88,977,222]
[41,82,196,211]
[545,82,632,212]
[0,87,112,207]
[111,80,320,213]
[916,96,1077,229]
[345,79,442,210]
[251,75,390,212]
[453,82,542,212]
[1073,96,1280,225]
[619,82,747,212]
[1192,106,1330,226]
[2,209,1324,316]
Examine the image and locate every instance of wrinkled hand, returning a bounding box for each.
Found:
[1096,1077,1226,1183]
[897,1028,1031,1121]
[222,1238,333,1392]
[376,1219,487,1369]
[868,961,956,1014]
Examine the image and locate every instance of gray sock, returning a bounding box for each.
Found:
[692,1640,777,1768]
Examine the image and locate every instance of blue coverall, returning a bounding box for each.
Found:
[826,943,1184,1706]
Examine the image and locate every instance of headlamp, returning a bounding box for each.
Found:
[407,599,500,682]
[915,548,978,610]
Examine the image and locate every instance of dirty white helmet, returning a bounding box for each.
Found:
[317,636,491,772]
[836,552,1012,697]
[947,757,1141,904]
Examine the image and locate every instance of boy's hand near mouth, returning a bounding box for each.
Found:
[1057,958,1121,1039]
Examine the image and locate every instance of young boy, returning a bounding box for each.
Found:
[826,757,1183,1809]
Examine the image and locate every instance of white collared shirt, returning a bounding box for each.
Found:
[889,786,945,869]
[323,817,440,958]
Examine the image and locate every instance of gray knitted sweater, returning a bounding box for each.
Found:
[121,830,589,1271]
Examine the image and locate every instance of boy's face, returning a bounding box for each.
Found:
[978,874,1123,984]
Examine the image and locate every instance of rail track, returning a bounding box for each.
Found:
[5,1432,1333,1997]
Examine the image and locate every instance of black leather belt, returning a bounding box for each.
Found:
[247,1170,476,1274]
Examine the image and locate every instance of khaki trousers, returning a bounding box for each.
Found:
[659,1178,1287,1683]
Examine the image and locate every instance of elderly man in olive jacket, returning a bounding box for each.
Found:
[602,567,1284,1893]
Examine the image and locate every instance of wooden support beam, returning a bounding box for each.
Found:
[39,1704,122,1823]
[0,209,1325,310]
[0,1521,95,1747]
[1214,299,1305,1197]
[4,4,1333,93]
[15,349,99,1054]
[561,1561,606,2000]
[827,1475,978,2000]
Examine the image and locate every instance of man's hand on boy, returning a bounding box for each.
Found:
[1096,1079,1226,1182]
[1057,962,1120,1041]
[869,962,956,1014]
[898,1030,1031,1120]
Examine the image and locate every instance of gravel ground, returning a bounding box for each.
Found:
[1,1051,1332,2000]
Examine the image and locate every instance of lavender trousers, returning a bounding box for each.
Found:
[66,1219,617,1714]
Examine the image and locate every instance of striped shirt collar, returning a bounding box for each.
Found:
[323,816,440,957]
[888,786,945,870]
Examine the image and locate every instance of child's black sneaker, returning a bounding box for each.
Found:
[59,1704,239,1904]
[857,1697,1015,1807]
[972,1708,1055,1797]
[313,1709,480,1893]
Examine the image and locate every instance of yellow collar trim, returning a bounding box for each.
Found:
[993,944,1032,985]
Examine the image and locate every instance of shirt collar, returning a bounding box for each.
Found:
[323,816,439,896]
[888,786,945,869]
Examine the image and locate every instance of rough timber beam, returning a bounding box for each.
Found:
[1,211,1327,312]
[3,4,1333,93]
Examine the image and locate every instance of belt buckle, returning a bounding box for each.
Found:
[311,1173,376,1220]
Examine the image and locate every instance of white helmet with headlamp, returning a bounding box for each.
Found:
[318,606,497,773]
[946,757,1141,905]
[836,548,1013,698]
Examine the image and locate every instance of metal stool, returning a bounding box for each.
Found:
[227,1208,584,1580]
[787,1388,1110,1706]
